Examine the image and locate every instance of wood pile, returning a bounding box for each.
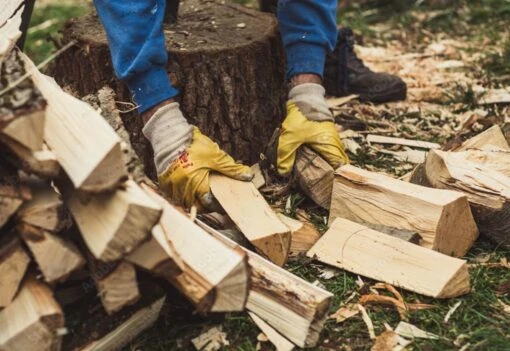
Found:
[0,9,333,350]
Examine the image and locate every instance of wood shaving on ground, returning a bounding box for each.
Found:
[358,304,376,340]
[469,257,510,269]
[371,325,412,351]
[192,326,230,351]
[444,301,462,323]
[329,303,360,323]
[360,294,434,320]
[394,322,440,340]
[496,299,510,314]
[327,94,359,109]
[318,266,340,280]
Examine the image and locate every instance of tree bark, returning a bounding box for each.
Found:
[53,0,286,178]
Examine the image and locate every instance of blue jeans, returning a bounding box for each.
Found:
[94,0,338,113]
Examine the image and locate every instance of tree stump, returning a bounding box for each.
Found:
[53,0,286,178]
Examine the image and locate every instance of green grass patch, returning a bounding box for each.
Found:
[25,3,89,64]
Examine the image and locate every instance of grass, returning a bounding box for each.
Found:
[22,0,510,350]
[24,2,88,64]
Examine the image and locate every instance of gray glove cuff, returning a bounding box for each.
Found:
[142,102,193,174]
[289,83,334,122]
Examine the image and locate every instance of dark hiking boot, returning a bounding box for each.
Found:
[324,27,407,103]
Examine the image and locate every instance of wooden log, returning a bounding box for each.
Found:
[415,149,510,249]
[197,220,333,348]
[1,49,46,152]
[88,258,140,315]
[54,0,286,178]
[210,174,291,266]
[17,177,69,232]
[0,276,65,351]
[79,296,165,351]
[0,162,28,229]
[277,213,321,257]
[454,125,510,151]
[66,179,162,262]
[18,223,85,283]
[21,53,127,193]
[81,86,147,183]
[330,165,479,257]
[0,139,60,178]
[294,147,335,209]
[0,236,30,308]
[133,184,250,313]
[307,218,471,298]
[125,226,182,281]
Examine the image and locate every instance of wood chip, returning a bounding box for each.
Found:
[327,94,359,109]
[192,326,229,351]
[367,135,440,149]
[394,322,439,340]
[444,301,462,323]
[329,303,360,323]
[358,304,376,340]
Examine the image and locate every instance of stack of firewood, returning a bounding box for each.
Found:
[0,7,336,351]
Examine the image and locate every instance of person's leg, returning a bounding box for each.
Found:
[94,0,179,113]
[277,0,338,81]
[93,0,252,210]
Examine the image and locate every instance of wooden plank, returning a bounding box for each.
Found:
[136,184,250,313]
[294,146,334,209]
[249,312,295,351]
[18,223,85,283]
[197,219,333,348]
[0,276,65,351]
[366,135,440,150]
[210,174,291,266]
[455,125,510,151]
[0,236,30,308]
[21,53,127,192]
[88,259,140,315]
[66,180,161,262]
[307,218,471,298]
[330,165,479,257]
[17,177,69,232]
[81,296,165,351]
[416,149,510,249]
[277,213,321,256]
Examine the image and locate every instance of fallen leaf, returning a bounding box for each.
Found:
[329,303,360,323]
[395,322,439,340]
[192,326,230,351]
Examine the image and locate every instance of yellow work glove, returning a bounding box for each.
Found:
[277,101,350,176]
[158,127,254,211]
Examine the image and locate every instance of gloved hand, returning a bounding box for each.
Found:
[277,84,349,176]
[158,127,254,210]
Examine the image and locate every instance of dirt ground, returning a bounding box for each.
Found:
[25,0,510,350]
